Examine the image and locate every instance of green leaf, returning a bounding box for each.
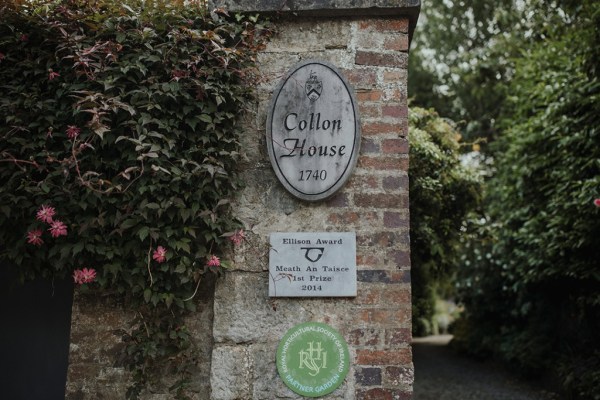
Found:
[137,227,149,241]
[174,264,186,273]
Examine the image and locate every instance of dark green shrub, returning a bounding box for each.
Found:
[455,1,600,397]
[409,107,481,336]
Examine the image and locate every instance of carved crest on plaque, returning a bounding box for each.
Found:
[305,71,322,102]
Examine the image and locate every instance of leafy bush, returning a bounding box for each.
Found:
[409,107,481,336]
[0,1,270,396]
[455,1,600,397]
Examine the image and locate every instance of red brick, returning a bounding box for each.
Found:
[383,175,409,191]
[328,211,379,226]
[348,175,379,190]
[348,328,382,346]
[359,156,409,171]
[371,309,410,324]
[355,193,408,209]
[357,90,383,102]
[356,51,408,69]
[388,249,410,267]
[383,70,408,83]
[357,310,371,323]
[384,211,409,228]
[342,68,377,88]
[359,19,410,33]
[359,388,412,400]
[390,271,411,284]
[362,137,381,153]
[355,288,381,305]
[356,254,380,268]
[326,192,349,207]
[357,231,404,247]
[382,105,408,119]
[355,367,383,386]
[356,388,394,400]
[384,35,409,51]
[385,366,414,388]
[359,104,381,118]
[363,122,404,135]
[383,287,411,305]
[356,348,412,365]
[382,138,409,154]
[328,211,359,224]
[386,328,412,346]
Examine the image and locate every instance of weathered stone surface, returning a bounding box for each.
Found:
[213,272,311,343]
[211,346,252,399]
[66,293,134,399]
[265,19,351,53]
[67,278,215,399]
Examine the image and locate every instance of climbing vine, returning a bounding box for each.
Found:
[0,0,270,397]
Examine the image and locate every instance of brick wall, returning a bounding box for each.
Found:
[210,15,413,399]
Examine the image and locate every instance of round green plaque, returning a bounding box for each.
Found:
[276,322,350,398]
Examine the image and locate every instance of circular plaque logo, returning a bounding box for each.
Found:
[276,322,350,397]
[266,60,361,202]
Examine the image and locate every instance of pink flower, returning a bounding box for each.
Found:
[48,69,60,80]
[229,229,246,246]
[0,52,5,62]
[594,199,600,208]
[66,125,81,139]
[36,204,56,223]
[48,220,68,238]
[206,255,220,267]
[73,268,97,284]
[26,229,44,246]
[20,34,28,42]
[153,246,167,263]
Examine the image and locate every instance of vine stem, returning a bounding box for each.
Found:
[138,312,150,339]
[183,277,202,302]
[146,241,154,287]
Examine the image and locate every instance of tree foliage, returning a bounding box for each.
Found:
[0,1,270,396]
[454,1,600,398]
[408,0,518,143]
[409,107,481,336]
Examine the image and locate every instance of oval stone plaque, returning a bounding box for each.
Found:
[267,60,361,201]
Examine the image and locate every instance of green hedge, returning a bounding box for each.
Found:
[454,1,600,398]
[409,107,481,336]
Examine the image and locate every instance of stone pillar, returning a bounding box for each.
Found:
[65,2,419,398]
[209,2,419,399]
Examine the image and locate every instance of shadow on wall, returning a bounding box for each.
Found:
[0,267,73,400]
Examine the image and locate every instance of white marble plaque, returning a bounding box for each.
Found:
[266,60,361,202]
[269,232,357,297]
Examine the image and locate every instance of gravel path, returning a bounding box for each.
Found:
[413,335,561,400]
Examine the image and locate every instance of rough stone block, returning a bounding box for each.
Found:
[210,346,252,399]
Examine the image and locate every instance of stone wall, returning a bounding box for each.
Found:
[66,278,216,399]
[210,14,413,400]
[66,4,418,399]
